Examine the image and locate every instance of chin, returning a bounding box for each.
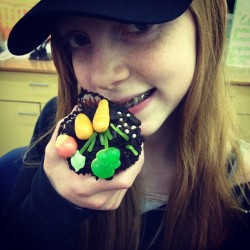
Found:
[140,122,161,137]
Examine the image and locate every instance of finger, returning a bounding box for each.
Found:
[102,189,127,210]
[71,146,144,195]
[46,105,79,154]
[73,189,127,210]
[93,189,127,210]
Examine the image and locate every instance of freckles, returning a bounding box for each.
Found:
[143,53,170,79]
[130,43,166,78]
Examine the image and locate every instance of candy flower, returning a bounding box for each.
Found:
[91,147,121,179]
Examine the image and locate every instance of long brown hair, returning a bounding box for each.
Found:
[164,1,244,249]
[50,0,247,249]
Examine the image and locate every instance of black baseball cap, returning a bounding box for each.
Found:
[8,0,193,55]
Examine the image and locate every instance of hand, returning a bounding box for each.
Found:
[43,116,144,210]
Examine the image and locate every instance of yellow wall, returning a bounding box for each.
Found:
[0,0,39,40]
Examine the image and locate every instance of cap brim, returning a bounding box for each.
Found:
[8,0,193,55]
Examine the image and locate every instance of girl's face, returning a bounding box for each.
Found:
[59,11,196,137]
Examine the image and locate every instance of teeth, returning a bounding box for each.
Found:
[124,89,154,109]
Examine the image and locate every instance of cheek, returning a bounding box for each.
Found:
[72,59,89,88]
[129,31,195,83]
[72,51,92,88]
[133,47,195,88]
[140,34,196,91]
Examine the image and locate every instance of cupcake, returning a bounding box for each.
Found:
[56,90,144,179]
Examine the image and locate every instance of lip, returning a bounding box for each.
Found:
[126,88,155,114]
[122,88,155,109]
[111,88,154,104]
[102,88,155,114]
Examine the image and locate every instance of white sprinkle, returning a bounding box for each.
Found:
[119,118,123,122]
[124,123,128,127]
[131,125,136,130]
[132,134,137,138]
[125,129,129,134]
[117,125,122,128]
[126,113,131,117]
[117,111,122,115]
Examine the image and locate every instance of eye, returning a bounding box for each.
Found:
[67,32,90,48]
[124,24,153,34]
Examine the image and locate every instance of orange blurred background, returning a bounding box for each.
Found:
[0,0,38,40]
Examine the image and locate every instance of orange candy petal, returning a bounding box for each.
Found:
[75,113,94,140]
[56,134,78,158]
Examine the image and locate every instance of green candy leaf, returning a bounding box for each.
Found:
[71,150,86,172]
[91,147,121,179]
[125,144,139,156]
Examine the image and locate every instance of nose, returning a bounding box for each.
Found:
[90,42,129,90]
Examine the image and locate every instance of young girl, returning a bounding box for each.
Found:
[1,0,250,249]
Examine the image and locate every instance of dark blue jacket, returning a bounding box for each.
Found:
[0,97,249,250]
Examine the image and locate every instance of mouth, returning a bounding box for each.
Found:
[123,88,155,109]
[79,88,156,110]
